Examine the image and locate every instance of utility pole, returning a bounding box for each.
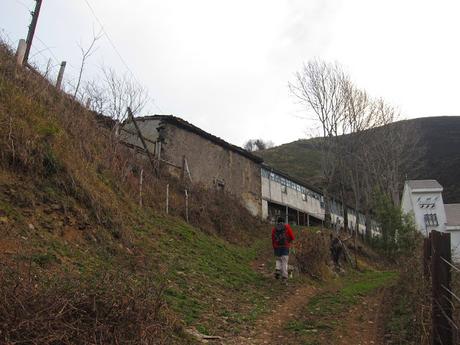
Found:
[24,0,43,64]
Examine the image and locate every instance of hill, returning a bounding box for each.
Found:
[258,116,460,203]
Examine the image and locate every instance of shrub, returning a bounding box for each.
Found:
[0,265,183,345]
[381,247,431,344]
[372,192,419,257]
[292,229,330,279]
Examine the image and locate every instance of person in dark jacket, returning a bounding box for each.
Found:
[330,233,342,267]
[272,217,295,280]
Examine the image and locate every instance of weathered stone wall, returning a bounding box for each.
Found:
[119,119,162,153]
[162,124,262,217]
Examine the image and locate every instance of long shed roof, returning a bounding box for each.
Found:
[132,115,264,163]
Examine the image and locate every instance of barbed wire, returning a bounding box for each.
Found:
[34,36,60,63]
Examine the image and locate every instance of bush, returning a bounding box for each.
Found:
[372,192,419,257]
[292,229,330,279]
[0,265,183,345]
[381,248,431,344]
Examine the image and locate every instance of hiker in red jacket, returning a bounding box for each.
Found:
[272,216,295,280]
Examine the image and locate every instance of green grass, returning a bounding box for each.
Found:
[285,270,397,343]
[144,216,276,333]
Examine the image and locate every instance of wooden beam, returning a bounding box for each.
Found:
[127,107,158,176]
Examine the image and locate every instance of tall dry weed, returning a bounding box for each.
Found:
[0,264,183,345]
[292,230,330,279]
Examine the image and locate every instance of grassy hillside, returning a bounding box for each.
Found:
[259,116,460,203]
[0,42,283,343]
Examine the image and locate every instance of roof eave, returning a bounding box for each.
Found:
[411,188,443,193]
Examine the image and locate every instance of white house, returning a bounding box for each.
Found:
[401,180,460,259]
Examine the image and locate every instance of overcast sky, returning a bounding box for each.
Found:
[2,0,460,146]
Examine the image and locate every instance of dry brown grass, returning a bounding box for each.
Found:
[0,40,263,244]
[292,229,330,279]
[0,262,184,345]
[380,245,431,345]
[0,39,264,344]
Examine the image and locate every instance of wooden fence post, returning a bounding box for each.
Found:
[138,169,144,207]
[16,39,27,66]
[423,236,432,280]
[127,107,158,176]
[431,230,452,345]
[55,61,66,90]
[185,189,189,223]
[166,184,169,215]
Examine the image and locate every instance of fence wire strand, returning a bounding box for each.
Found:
[434,298,459,331]
[441,256,460,274]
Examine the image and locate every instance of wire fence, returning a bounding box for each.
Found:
[423,230,460,345]
[3,0,163,114]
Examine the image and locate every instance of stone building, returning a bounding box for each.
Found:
[120,115,263,216]
[119,114,379,233]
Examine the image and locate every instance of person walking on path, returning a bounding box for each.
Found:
[330,233,342,268]
[335,219,341,235]
[272,217,295,280]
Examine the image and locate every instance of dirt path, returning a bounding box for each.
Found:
[223,283,318,345]
[333,290,385,345]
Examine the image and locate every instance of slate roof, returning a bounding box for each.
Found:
[406,180,443,191]
[445,204,460,226]
[132,115,264,163]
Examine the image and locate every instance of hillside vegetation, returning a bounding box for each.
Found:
[0,42,282,343]
[259,116,460,203]
[0,41,419,345]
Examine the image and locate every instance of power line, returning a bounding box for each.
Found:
[35,35,59,62]
[9,0,31,10]
[80,0,163,113]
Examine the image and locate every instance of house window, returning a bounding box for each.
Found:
[419,196,436,208]
[424,213,439,227]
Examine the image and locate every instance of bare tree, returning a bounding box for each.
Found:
[244,139,274,152]
[289,60,349,226]
[290,59,421,243]
[84,66,149,122]
[73,29,102,99]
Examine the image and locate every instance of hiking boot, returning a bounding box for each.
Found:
[274,270,281,279]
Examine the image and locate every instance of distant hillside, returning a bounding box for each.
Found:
[258,116,460,203]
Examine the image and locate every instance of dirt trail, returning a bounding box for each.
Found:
[223,286,385,345]
[333,290,385,345]
[224,284,318,345]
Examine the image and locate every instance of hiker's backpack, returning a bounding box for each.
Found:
[274,223,287,246]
